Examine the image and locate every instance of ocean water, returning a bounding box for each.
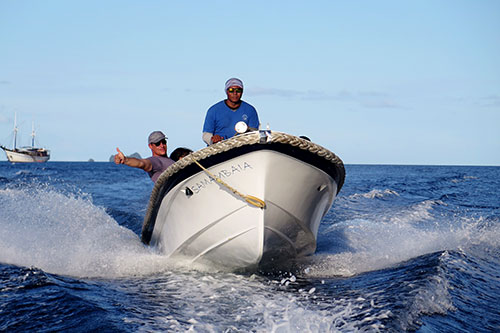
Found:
[0,161,499,332]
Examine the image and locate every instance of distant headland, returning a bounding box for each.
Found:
[108,152,142,162]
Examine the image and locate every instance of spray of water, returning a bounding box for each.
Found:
[299,189,499,278]
[0,185,174,278]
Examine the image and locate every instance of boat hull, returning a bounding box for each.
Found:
[2,147,50,163]
[142,132,344,271]
[149,150,336,269]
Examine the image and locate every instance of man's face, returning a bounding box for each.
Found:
[226,86,243,104]
[149,139,167,157]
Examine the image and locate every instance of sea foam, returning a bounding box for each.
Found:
[0,185,170,278]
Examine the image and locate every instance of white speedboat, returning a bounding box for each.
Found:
[141,130,345,271]
[1,115,50,163]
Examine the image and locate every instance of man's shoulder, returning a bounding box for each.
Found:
[240,100,257,112]
[208,100,227,110]
[148,155,174,164]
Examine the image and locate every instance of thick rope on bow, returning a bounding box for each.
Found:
[191,157,266,209]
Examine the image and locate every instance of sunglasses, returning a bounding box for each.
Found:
[227,87,243,93]
[153,139,167,146]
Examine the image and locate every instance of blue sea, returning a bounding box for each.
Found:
[0,161,499,332]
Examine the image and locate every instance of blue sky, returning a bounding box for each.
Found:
[1,1,499,165]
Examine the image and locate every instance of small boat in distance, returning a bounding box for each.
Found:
[1,114,50,163]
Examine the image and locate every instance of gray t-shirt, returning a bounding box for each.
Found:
[146,156,175,182]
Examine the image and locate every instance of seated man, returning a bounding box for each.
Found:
[202,78,260,145]
[114,131,174,183]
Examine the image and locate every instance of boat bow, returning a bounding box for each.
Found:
[142,131,345,270]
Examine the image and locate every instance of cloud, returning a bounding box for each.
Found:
[247,86,405,109]
[0,80,11,85]
[356,91,407,108]
[247,87,302,98]
[248,87,353,100]
[184,88,218,94]
[358,91,390,98]
[361,100,405,109]
[302,90,355,101]
[479,94,500,107]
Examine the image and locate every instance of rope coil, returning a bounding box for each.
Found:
[191,157,266,209]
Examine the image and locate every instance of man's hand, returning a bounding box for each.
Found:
[113,147,151,172]
[114,147,126,164]
[211,135,223,144]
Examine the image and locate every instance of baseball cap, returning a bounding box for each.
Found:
[148,131,167,144]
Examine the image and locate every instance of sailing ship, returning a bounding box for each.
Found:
[1,114,50,163]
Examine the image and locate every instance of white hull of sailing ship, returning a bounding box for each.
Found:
[1,115,50,163]
[3,147,50,163]
[142,131,345,270]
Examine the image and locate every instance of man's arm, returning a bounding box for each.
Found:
[114,147,153,172]
[203,105,225,144]
[203,132,224,145]
[248,105,260,130]
[202,132,213,145]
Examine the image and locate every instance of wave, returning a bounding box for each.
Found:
[348,189,400,200]
[451,175,479,183]
[307,208,499,278]
[389,199,446,222]
[0,185,175,278]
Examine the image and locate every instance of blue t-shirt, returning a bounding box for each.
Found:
[202,100,259,140]
[146,156,174,183]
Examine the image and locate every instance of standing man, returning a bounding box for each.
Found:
[114,131,174,183]
[202,78,260,145]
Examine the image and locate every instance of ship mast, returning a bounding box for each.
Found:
[31,121,35,147]
[13,112,18,149]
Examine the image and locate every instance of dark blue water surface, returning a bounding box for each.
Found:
[1,162,499,332]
